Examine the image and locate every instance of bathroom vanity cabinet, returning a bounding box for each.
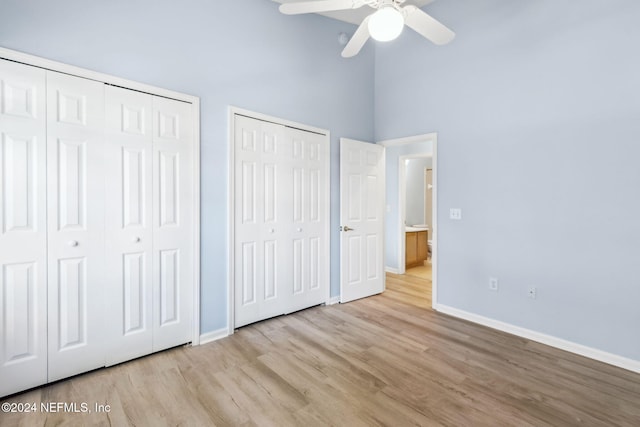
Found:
[406,230,429,269]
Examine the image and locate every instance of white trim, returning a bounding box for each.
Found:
[227,107,331,333]
[227,107,236,337]
[326,296,340,306]
[432,139,438,308]
[0,46,202,346]
[230,106,328,136]
[192,98,201,345]
[378,132,438,148]
[199,328,229,346]
[0,47,198,103]
[434,304,640,374]
[385,266,400,274]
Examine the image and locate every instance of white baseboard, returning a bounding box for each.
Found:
[434,303,640,374]
[326,296,340,305]
[199,328,228,345]
[385,266,400,274]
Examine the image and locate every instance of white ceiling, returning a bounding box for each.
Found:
[273,0,434,26]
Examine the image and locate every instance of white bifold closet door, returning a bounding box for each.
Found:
[46,71,106,382]
[104,86,154,366]
[0,59,48,396]
[234,115,328,328]
[104,87,193,365]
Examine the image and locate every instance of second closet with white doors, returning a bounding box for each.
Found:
[0,55,197,397]
[233,113,329,328]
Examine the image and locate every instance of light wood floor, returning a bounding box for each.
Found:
[2,274,640,426]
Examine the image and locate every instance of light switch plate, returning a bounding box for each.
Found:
[449,208,462,220]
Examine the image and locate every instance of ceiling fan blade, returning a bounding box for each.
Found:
[402,5,455,46]
[279,0,364,15]
[341,16,371,58]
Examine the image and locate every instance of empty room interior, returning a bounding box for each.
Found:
[1,0,640,425]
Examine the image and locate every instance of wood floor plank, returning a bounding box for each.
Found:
[2,272,640,426]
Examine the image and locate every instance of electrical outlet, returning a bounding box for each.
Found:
[449,208,462,220]
[489,277,499,291]
[528,287,537,299]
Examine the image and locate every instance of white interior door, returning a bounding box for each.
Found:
[46,71,106,381]
[234,116,290,327]
[340,138,385,303]
[233,114,329,328]
[0,59,48,396]
[287,127,329,313]
[104,86,154,366]
[152,97,193,352]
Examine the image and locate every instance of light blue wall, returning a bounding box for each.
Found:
[376,0,640,360]
[384,141,433,271]
[406,158,432,226]
[0,0,374,333]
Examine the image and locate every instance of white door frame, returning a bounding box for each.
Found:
[379,133,438,308]
[0,46,202,345]
[227,107,331,335]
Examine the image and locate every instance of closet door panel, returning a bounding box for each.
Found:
[0,59,47,397]
[234,116,293,328]
[46,71,105,381]
[287,129,328,312]
[152,97,193,351]
[104,86,153,366]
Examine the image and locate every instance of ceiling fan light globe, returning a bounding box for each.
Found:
[368,6,404,42]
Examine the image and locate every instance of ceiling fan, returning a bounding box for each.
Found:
[279,0,455,58]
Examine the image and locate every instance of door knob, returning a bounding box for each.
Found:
[269,228,275,234]
[132,237,141,243]
[342,226,354,232]
[297,228,302,232]
[68,240,79,247]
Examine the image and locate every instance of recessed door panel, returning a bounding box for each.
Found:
[159,249,179,325]
[2,262,37,363]
[242,161,256,224]
[264,241,276,300]
[123,253,145,334]
[2,134,36,232]
[242,242,256,305]
[348,235,361,284]
[309,168,320,222]
[366,235,378,280]
[264,164,276,223]
[0,59,47,397]
[57,139,86,230]
[1,80,37,118]
[57,257,86,350]
[309,237,320,290]
[293,239,304,295]
[123,148,145,228]
[57,91,86,125]
[159,151,179,227]
[293,168,304,223]
[348,175,362,221]
[366,175,378,220]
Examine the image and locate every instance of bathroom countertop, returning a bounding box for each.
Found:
[406,226,428,232]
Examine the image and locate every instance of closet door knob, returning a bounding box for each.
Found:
[68,240,79,247]
[297,228,302,232]
[269,228,275,234]
[132,237,141,243]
